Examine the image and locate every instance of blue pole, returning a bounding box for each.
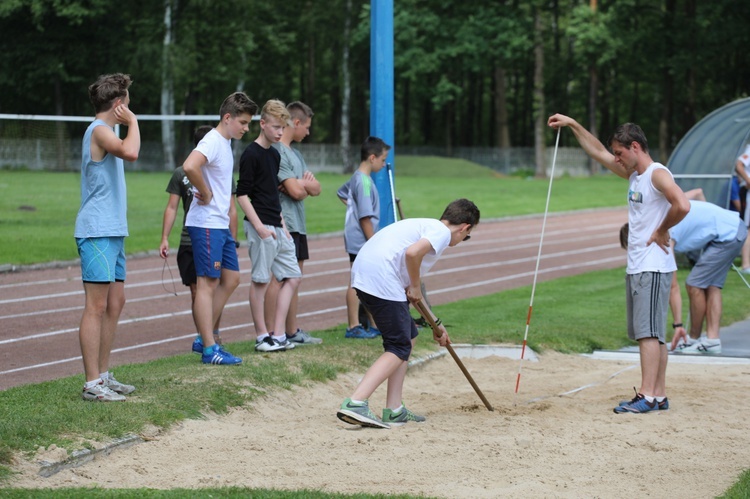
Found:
[370,0,396,227]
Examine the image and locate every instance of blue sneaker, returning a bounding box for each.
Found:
[345,325,378,339]
[192,336,202,354]
[613,394,658,414]
[201,346,242,365]
[618,387,669,410]
[192,334,223,354]
[368,327,381,336]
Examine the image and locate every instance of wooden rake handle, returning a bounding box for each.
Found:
[414,299,494,412]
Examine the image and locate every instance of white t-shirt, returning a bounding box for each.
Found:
[185,128,234,229]
[351,218,451,301]
[626,162,677,274]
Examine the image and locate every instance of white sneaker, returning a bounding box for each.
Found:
[104,374,135,394]
[82,381,126,402]
[275,337,296,350]
[680,341,722,355]
[672,337,698,352]
[255,335,285,352]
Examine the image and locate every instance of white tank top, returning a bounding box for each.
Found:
[626,163,677,274]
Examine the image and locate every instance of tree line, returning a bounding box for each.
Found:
[0,0,748,173]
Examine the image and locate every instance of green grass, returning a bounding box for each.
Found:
[1,266,750,496]
[0,156,624,265]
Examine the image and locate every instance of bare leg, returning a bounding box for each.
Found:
[346,262,360,328]
[98,281,126,374]
[742,237,750,269]
[385,338,416,408]
[352,352,404,401]
[704,286,722,340]
[286,260,304,334]
[188,283,198,332]
[79,282,111,382]
[273,277,301,336]
[638,338,666,397]
[264,277,280,332]
[194,276,219,348]
[687,284,706,340]
[212,268,239,331]
[249,281,270,336]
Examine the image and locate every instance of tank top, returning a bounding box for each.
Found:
[626,162,676,274]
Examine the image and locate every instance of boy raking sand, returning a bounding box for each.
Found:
[336,199,480,428]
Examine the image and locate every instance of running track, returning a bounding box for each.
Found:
[0,208,628,390]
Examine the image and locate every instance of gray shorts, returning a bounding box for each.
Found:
[625,271,672,343]
[244,221,302,284]
[686,222,747,289]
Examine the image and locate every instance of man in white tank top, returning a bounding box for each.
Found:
[548,114,690,414]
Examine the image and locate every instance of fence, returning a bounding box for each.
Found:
[0,136,610,177]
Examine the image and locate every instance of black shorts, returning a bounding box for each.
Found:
[349,253,358,263]
[290,232,309,261]
[176,244,197,286]
[356,289,418,362]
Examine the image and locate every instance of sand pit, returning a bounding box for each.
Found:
[11,351,750,497]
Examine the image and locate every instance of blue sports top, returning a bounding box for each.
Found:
[74,119,128,238]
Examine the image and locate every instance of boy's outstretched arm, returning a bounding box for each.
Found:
[547,113,627,179]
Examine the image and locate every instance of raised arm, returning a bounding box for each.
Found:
[547,113,628,179]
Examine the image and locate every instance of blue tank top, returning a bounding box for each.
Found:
[74,119,128,238]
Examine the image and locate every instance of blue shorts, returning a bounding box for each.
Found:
[356,289,418,362]
[186,227,239,279]
[731,176,740,203]
[76,237,126,283]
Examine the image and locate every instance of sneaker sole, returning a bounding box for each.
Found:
[255,347,286,353]
[82,394,126,402]
[336,410,390,429]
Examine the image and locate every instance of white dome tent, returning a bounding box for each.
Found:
[667,97,750,209]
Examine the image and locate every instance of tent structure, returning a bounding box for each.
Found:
[667,97,750,209]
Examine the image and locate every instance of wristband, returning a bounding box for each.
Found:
[235,241,241,249]
[434,317,442,326]
[672,323,683,328]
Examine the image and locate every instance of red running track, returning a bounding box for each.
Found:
[0,208,627,390]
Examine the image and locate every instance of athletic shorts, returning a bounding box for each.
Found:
[244,221,302,283]
[186,227,239,279]
[349,253,358,263]
[76,236,126,283]
[176,244,196,286]
[625,272,671,343]
[290,232,310,261]
[687,222,747,289]
[356,289,418,362]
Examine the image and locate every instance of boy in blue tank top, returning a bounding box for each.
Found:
[76,73,140,402]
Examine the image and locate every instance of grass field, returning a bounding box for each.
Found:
[1,157,748,496]
[0,156,624,266]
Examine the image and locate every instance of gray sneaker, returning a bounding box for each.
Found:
[82,382,126,402]
[336,398,390,429]
[382,405,426,426]
[104,374,135,395]
[287,329,323,345]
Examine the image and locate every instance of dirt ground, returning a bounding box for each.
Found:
[11,351,750,498]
